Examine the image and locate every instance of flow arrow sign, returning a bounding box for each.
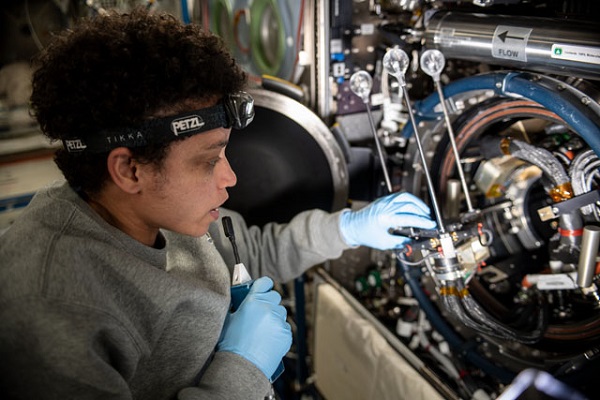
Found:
[498,31,525,42]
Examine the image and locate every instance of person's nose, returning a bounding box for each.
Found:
[219,156,237,189]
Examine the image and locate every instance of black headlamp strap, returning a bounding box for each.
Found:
[62,92,253,153]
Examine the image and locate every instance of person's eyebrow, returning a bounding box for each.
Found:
[206,139,229,150]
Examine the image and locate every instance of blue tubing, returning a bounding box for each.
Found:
[180,0,190,24]
[402,71,600,155]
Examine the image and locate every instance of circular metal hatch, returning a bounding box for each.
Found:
[224,89,349,226]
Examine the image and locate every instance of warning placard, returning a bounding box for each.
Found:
[551,44,600,65]
[492,25,532,62]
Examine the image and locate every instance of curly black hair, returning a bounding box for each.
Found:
[30,8,247,195]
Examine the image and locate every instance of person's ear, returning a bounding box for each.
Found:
[106,147,142,194]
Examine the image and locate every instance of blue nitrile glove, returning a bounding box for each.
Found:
[217,276,292,379]
[339,192,436,250]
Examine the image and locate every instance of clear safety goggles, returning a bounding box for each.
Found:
[62,91,255,153]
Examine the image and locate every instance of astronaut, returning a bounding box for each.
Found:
[0,8,435,400]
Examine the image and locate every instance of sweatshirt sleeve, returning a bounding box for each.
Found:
[209,208,350,283]
[178,352,271,400]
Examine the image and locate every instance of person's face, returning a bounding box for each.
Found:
[136,127,237,237]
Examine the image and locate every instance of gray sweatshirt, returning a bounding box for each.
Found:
[0,181,348,400]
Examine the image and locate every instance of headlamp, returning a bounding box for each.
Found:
[62,91,255,153]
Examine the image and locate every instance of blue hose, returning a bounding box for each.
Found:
[402,71,600,155]
[180,0,190,24]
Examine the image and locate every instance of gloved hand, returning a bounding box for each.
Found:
[217,276,292,379]
[339,192,436,250]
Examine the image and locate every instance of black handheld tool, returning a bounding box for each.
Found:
[221,216,285,383]
[222,216,253,310]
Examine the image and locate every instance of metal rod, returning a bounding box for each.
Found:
[434,82,474,212]
[401,88,446,233]
[365,105,393,193]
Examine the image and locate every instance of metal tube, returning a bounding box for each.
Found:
[365,105,393,193]
[446,179,462,219]
[402,88,446,233]
[577,225,600,288]
[425,12,600,80]
[434,82,474,212]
